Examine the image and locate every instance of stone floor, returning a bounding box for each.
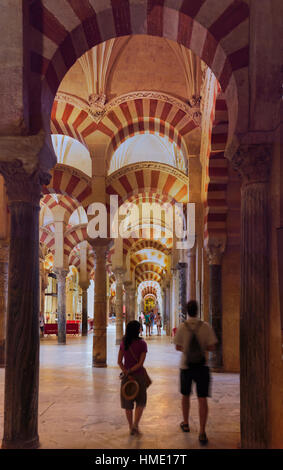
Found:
[0,324,240,449]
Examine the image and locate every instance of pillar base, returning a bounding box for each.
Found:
[2,436,40,449]
[210,366,224,373]
[92,362,107,368]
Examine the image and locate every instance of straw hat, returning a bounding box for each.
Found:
[121,378,140,400]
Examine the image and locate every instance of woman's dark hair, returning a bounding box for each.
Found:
[123,320,141,350]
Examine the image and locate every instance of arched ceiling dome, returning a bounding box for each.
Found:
[51,135,91,177]
[108,134,186,174]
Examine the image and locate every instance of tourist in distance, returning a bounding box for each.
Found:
[174,300,217,445]
[156,312,162,336]
[118,320,148,435]
[150,310,155,335]
[144,311,151,336]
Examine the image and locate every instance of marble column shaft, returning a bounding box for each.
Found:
[178,262,187,322]
[92,240,109,367]
[0,242,9,367]
[232,144,272,449]
[187,246,196,300]
[55,268,68,345]
[124,282,131,325]
[129,287,136,322]
[81,283,89,337]
[0,160,50,449]
[165,282,171,335]
[207,247,224,371]
[114,269,124,345]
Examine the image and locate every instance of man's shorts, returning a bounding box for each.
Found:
[121,373,147,410]
[180,366,211,398]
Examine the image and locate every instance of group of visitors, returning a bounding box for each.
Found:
[138,311,162,336]
[118,300,217,445]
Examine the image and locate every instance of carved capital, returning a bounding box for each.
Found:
[231,144,272,185]
[0,159,51,206]
[79,281,90,291]
[177,262,188,270]
[90,238,112,261]
[206,242,225,265]
[54,268,69,283]
[123,280,132,291]
[113,267,125,284]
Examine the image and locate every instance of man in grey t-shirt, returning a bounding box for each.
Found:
[174,300,217,445]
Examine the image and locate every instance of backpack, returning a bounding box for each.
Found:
[184,321,205,366]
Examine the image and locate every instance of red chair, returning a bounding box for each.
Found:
[44,324,58,335]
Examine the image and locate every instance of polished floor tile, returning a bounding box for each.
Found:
[0,325,240,449]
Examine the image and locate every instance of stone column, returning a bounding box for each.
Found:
[232,144,272,449]
[0,160,50,449]
[124,281,131,325]
[0,241,9,367]
[178,262,188,322]
[114,268,125,345]
[80,281,89,336]
[165,281,171,335]
[129,287,136,322]
[91,239,109,367]
[207,244,224,371]
[187,246,196,300]
[54,268,68,345]
[40,263,48,317]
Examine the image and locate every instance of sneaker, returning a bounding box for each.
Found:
[199,432,208,445]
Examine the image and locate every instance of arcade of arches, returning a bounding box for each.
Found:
[0,0,282,450]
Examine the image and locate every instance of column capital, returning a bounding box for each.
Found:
[89,238,111,256]
[206,241,225,265]
[0,159,50,206]
[113,267,126,282]
[231,143,272,185]
[79,281,90,291]
[177,262,188,269]
[123,280,132,289]
[54,268,69,282]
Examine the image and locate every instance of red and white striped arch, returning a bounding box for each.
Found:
[101,95,198,164]
[204,92,229,246]
[130,251,168,273]
[51,99,95,146]
[41,193,79,216]
[135,262,163,284]
[142,286,157,299]
[51,93,198,162]
[129,239,171,257]
[70,254,94,275]
[30,0,249,151]
[106,162,189,205]
[64,224,88,259]
[40,224,55,253]
[42,163,92,209]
